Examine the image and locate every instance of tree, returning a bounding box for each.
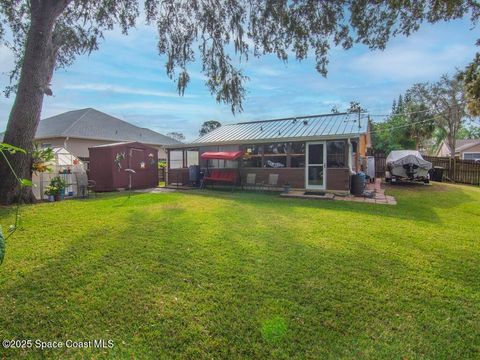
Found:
[166,132,185,142]
[461,52,480,116]
[1,1,479,203]
[391,99,397,114]
[347,101,367,113]
[404,102,435,150]
[372,91,435,152]
[0,0,138,204]
[372,115,416,153]
[330,105,340,114]
[410,74,467,159]
[199,121,221,136]
[396,94,404,114]
[457,122,480,139]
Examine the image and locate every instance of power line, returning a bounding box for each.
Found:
[368,101,467,118]
[368,114,446,135]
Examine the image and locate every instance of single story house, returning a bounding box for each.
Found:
[0,108,181,164]
[165,113,371,192]
[436,139,480,160]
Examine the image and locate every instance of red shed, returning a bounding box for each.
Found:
[89,142,159,191]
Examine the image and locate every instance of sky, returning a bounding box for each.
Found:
[0,17,478,141]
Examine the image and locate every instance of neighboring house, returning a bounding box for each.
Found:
[436,139,480,160]
[166,112,371,192]
[0,108,181,162]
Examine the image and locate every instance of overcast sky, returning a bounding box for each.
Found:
[0,17,477,141]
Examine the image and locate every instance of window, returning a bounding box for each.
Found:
[265,156,286,168]
[241,142,306,168]
[169,150,184,169]
[464,153,480,161]
[327,141,346,168]
[186,151,199,166]
[243,144,262,156]
[290,156,305,167]
[264,143,288,154]
[263,143,287,168]
[289,142,305,168]
[242,145,263,167]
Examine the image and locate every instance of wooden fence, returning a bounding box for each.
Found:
[372,152,480,185]
[423,156,480,185]
[373,153,386,178]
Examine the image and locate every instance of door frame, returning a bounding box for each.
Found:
[305,141,327,190]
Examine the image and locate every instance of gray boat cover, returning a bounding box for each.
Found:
[386,150,432,170]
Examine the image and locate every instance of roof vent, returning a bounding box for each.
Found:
[292,118,297,123]
[303,120,308,125]
[278,130,281,135]
[260,126,263,131]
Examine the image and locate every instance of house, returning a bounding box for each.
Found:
[165,112,371,192]
[0,108,181,163]
[436,139,480,160]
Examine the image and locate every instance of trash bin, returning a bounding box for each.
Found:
[430,166,444,182]
[188,165,201,187]
[350,174,365,196]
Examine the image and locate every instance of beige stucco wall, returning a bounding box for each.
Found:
[436,142,451,157]
[37,137,167,159]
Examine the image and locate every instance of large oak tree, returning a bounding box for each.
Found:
[0,0,479,203]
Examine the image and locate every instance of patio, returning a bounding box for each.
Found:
[280,178,397,205]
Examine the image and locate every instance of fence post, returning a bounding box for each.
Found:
[453,157,456,182]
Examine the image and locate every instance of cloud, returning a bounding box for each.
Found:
[63,83,196,98]
[349,43,475,81]
[250,65,285,77]
[101,101,219,115]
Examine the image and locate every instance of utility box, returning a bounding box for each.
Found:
[366,156,375,181]
[89,142,159,191]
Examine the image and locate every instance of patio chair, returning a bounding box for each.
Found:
[264,174,279,191]
[76,173,96,198]
[243,173,257,190]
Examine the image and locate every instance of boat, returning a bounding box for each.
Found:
[385,150,432,183]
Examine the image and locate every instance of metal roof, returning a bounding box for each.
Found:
[169,113,368,148]
[1,108,182,146]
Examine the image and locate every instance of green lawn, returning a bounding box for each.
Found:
[0,183,479,359]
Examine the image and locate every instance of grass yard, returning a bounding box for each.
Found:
[0,183,479,359]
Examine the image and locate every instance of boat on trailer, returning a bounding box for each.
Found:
[385,150,432,183]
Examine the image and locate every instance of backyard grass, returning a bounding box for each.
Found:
[0,183,479,359]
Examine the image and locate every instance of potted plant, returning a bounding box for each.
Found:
[31,143,54,174]
[44,185,58,202]
[283,182,291,194]
[45,176,67,201]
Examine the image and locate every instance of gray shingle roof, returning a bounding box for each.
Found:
[1,108,181,146]
[175,113,368,147]
[455,139,480,152]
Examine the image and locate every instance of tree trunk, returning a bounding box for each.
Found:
[0,5,59,205]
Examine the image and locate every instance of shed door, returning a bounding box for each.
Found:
[305,142,326,190]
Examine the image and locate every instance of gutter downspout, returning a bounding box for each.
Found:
[348,138,353,194]
[347,138,353,173]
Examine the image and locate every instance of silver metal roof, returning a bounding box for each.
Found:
[170,113,368,148]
